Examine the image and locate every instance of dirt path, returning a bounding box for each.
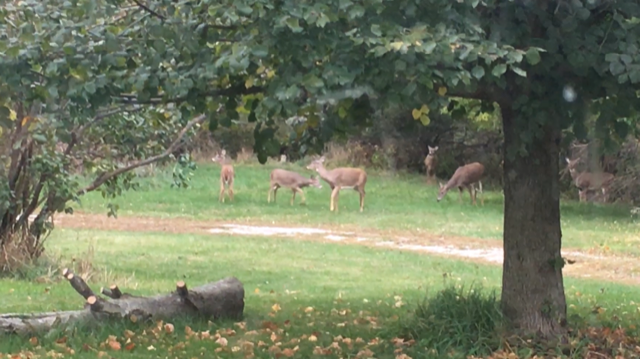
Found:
[52,212,640,286]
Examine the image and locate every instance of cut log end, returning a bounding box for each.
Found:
[86,296,103,312]
[62,268,95,299]
[176,281,188,298]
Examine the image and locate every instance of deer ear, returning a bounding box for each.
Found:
[434,146,438,151]
[438,182,444,188]
[318,156,326,162]
[221,149,226,156]
[565,157,571,163]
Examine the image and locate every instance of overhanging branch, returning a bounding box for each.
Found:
[77,113,207,195]
[118,84,264,105]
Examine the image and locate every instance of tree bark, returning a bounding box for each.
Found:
[0,269,245,335]
[500,103,568,336]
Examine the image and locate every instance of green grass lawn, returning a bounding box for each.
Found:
[74,161,640,255]
[1,228,639,358]
[2,162,640,358]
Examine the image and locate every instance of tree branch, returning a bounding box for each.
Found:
[131,0,165,20]
[77,113,207,195]
[118,84,264,105]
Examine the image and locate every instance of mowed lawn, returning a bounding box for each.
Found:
[75,161,640,255]
[1,228,640,358]
[1,161,640,357]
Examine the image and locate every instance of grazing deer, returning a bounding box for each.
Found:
[437,162,485,205]
[424,145,439,184]
[268,169,323,205]
[306,156,367,212]
[565,157,614,203]
[211,150,234,203]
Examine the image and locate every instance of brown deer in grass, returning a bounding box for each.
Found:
[211,149,234,203]
[424,145,439,184]
[437,162,485,205]
[565,157,614,203]
[268,169,323,205]
[306,156,367,212]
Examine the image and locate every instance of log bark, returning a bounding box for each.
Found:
[500,103,568,336]
[0,269,245,335]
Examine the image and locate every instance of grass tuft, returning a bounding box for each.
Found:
[395,283,503,357]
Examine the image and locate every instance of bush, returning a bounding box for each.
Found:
[394,284,503,358]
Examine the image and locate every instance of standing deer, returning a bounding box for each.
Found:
[306,156,367,212]
[565,157,614,203]
[211,150,234,203]
[268,169,323,205]
[424,145,439,184]
[437,162,485,205]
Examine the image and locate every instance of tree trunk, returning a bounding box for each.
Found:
[500,103,568,336]
[0,269,245,335]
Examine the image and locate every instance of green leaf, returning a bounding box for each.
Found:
[604,53,620,62]
[348,5,365,19]
[285,17,303,33]
[236,4,253,15]
[422,41,437,54]
[338,106,348,119]
[620,54,633,65]
[316,13,330,28]
[629,69,640,84]
[394,60,406,71]
[471,66,485,79]
[525,48,541,65]
[84,81,97,94]
[609,61,626,76]
[32,134,47,143]
[370,24,382,36]
[491,64,507,77]
[251,45,269,58]
[511,66,527,77]
[302,74,324,88]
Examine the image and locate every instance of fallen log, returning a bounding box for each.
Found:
[0,268,245,335]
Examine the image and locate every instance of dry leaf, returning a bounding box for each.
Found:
[164,323,175,334]
[108,340,121,351]
[29,337,38,346]
[308,335,318,342]
[304,306,314,313]
[282,348,296,357]
[271,303,281,312]
[125,343,135,351]
[123,330,135,339]
[216,337,228,347]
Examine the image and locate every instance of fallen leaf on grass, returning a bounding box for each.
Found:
[235,321,247,330]
[262,321,279,331]
[272,303,282,312]
[123,329,135,339]
[108,339,121,351]
[29,337,38,346]
[164,323,175,334]
[304,306,314,313]
[270,332,279,342]
[216,337,229,347]
[125,343,135,351]
[309,334,318,342]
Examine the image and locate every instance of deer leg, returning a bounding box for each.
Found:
[458,187,463,203]
[358,186,365,212]
[219,180,225,203]
[228,181,234,202]
[273,186,279,202]
[330,187,340,212]
[268,184,275,203]
[296,188,306,205]
[290,189,296,206]
[602,187,608,203]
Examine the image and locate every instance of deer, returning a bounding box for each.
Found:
[424,145,439,184]
[437,162,485,205]
[268,169,323,205]
[211,149,234,203]
[565,157,614,203]
[306,156,367,212]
